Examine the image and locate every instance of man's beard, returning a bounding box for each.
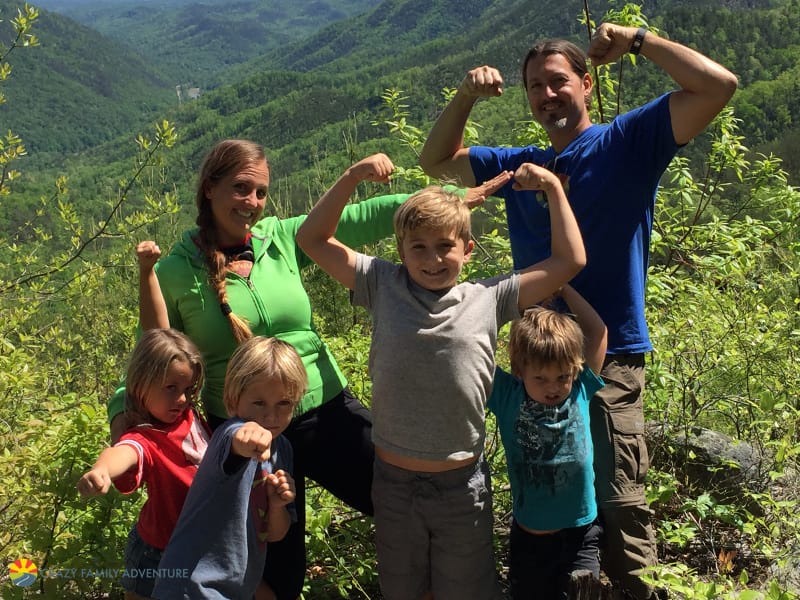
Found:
[540,112,568,131]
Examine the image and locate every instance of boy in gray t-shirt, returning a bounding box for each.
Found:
[296,153,585,600]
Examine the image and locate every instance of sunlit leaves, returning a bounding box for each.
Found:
[0,130,26,195]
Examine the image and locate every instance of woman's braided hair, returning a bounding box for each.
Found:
[194,139,266,344]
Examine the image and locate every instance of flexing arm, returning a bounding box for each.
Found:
[137,241,169,330]
[560,284,607,374]
[112,239,169,441]
[296,154,394,290]
[77,444,139,497]
[109,244,181,436]
[514,164,586,309]
[588,23,737,145]
[419,66,505,185]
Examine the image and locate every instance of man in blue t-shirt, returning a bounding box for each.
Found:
[419,22,737,600]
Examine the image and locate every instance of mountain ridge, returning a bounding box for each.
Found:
[0,0,173,154]
[6,0,800,204]
[33,0,383,84]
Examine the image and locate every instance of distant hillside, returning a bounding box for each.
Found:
[32,0,383,84]
[214,0,592,175]
[257,0,579,75]
[0,0,174,154]
[217,0,800,185]
[96,0,579,201]
[10,0,800,217]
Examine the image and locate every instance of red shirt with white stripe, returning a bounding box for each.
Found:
[114,408,211,549]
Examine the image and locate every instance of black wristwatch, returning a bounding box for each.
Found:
[630,27,647,55]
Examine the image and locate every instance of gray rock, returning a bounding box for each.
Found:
[766,542,800,595]
[647,425,769,508]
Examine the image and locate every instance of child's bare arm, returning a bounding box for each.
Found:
[265,469,295,542]
[560,284,608,374]
[77,444,138,497]
[514,164,586,309]
[296,154,394,290]
[137,241,169,330]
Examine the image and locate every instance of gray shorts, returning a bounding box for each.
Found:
[372,455,501,600]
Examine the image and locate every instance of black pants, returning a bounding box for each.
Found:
[263,388,375,599]
[509,519,603,600]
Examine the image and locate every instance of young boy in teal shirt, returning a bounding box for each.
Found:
[489,284,607,599]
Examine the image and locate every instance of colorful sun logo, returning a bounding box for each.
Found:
[8,558,38,588]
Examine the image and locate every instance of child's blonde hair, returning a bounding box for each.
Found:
[509,306,584,378]
[125,328,204,422]
[393,186,471,246]
[223,337,308,417]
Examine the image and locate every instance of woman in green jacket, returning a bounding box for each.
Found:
[108,138,409,599]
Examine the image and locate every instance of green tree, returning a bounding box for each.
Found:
[0,3,36,197]
[1,7,181,598]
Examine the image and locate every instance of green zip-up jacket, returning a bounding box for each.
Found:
[109,192,409,422]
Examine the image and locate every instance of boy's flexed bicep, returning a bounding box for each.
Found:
[560,284,607,374]
[513,163,586,310]
[303,236,359,290]
[516,260,581,311]
[296,153,394,291]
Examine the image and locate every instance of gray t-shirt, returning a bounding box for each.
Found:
[353,253,520,461]
[152,418,295,600]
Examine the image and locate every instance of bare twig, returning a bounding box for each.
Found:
[583,0,605,123]
[1,138,168,293]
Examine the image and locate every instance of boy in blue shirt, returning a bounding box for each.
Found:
[489,284,607,600]
[153,336,307,600]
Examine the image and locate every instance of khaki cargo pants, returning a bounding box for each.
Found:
[590,353,658,600]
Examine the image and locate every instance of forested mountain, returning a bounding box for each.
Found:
[32,0,383,84]
[0,0,174,155]
[154,0,800,197]
[7,0,800,209]
[0,0,381,156]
